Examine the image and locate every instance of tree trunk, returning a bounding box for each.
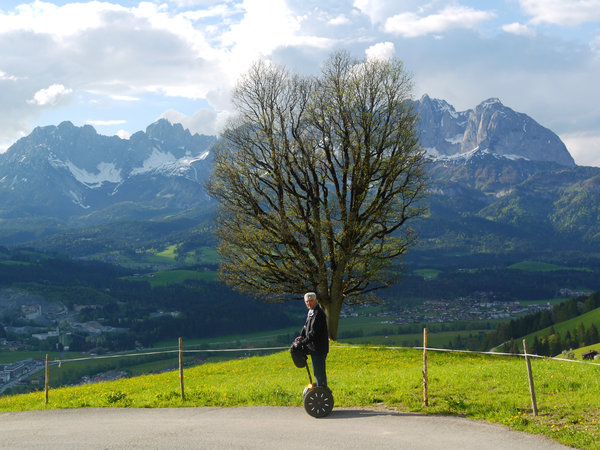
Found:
[323,299,343,341]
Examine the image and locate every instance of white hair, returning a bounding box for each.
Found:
[304,292,317,301]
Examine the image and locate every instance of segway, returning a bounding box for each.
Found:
[290,341,334,418]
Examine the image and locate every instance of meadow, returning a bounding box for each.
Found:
[523,307,600,345]
[507,261,593,272]
[1,345,598,449]
[127,269,217,287]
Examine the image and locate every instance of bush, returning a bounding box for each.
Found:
[559,349,575,360]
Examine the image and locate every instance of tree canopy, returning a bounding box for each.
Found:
[207,51,428,339]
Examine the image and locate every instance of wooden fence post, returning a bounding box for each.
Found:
[179,337,185,401]
[522,339,538,416]
[423,328,428,407]
[45,354,49,405]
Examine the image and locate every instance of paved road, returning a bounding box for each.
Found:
[0,407,569,449]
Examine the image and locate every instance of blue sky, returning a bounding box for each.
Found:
[1,0,599,166]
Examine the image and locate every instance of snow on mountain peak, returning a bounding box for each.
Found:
[480,98,501,108]
[67,161,122,188]
[48,155,122,189]
[131,148,177,175]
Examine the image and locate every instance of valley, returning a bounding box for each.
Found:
[2,241,599,394]
[1,97,599,396]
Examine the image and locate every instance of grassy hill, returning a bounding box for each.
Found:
[522,306,600,351]
[573,342,600,359]
[0,345,598,449]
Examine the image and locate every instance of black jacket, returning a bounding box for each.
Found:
[300,303,329,354]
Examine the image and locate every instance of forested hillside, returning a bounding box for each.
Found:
[483,291,600,355]
[0,248,299,353]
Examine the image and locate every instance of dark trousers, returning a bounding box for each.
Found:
[310,352,327,387]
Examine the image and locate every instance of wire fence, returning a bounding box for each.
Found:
[35,330,600,413]
[45,343,600,367]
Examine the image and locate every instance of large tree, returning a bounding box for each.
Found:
[207,51,427,340]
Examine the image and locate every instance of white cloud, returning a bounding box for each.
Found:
[561,132,600,167]
[182,4,236,21]
[384,6,495,37]
[502,22,536,37]
[0,1,226,144]
[592,35,600,55]
[518,0,600,26]
[218,0,335,80]
[160,108,231,136]
[365,42,395,60]
[170,0,223,6]
[27,84,72,106]
[328,14,351,26]
[353,0,405,24]
[0,70,20,81]
[116,129,131,140]
[86,119,126,126]
[0,0,599,170]
[221,0,300,53]
[109,95,140,102]
[0,0,337,146]
[0,1,126,37]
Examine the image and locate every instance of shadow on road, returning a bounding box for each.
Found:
[324,408,428,420]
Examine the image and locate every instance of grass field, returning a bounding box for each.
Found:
[413,268,442,279]
[153,245,219,266]
[129,269,217,287]
[342,329,489,348]
[523,307,600,348]
[508,261,592,272]
[86,245,219,269]
[0,345,598,449]
[573,343,600,359]
[152,326,300,350]
[0,351,72,365]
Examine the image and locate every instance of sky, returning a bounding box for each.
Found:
[1,0,599,166]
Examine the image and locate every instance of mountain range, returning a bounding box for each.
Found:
[414,95,574,166]
[0,96,598,259]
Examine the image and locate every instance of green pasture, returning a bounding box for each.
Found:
[152,326,300,351]
[187,246,219,265]
[0,351,77,365]
[523,307,600,347]
[573,343,600,360]
[341,329,490,348]
[153,245,219,265]
[83,245,218,269]
[0,260,32,266]
[1,346,598,449]
[508,261,592,272]
[155,245,177,259]
[413,268,442,279]
[519,297,568,306]
[126,269,216,287]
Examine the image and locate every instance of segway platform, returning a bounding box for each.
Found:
[290,341,334,418]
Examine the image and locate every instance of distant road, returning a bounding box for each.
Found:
[0,365,44,395]
[0,407,569,449]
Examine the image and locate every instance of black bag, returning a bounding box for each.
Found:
[290,341,308,368]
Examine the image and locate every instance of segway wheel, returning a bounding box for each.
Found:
[303,386,334,418]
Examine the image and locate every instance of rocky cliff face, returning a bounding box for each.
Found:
[413,95,575,167]
[0,119,216,220]
[1,97,595,251]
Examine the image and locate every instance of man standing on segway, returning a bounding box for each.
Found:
[295,292,329,387]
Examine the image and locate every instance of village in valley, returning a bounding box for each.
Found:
[0,285,591,393]
[340,294,557,324]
